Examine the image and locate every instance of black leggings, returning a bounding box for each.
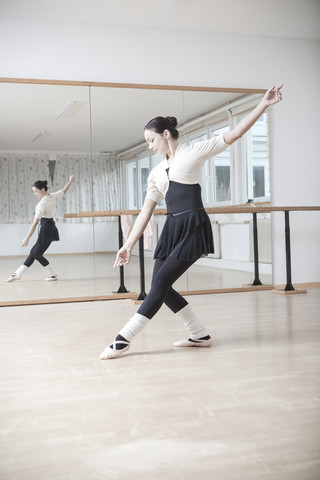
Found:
[137,256,196,319]
[24,238,52,268]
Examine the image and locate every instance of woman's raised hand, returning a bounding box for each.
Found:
[263,84,283,106]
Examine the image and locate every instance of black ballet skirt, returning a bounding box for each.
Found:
[38,217,60,242]
[153,180,214,262]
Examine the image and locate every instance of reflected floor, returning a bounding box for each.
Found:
[0,253,272,303]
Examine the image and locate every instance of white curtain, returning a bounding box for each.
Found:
[0,153,49,223]
[91,154,121,222]
[53,154,93,223]
[0,152,122,224]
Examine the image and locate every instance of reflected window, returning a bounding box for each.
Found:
[138,157,150,208]
[245,112,269,200]
[126,161,137,209]
[151,152,163,168]
[188,128,231,205]
[122,96,270,208]
[212,126,231,203]
[215,165,231,202]
[253,166,265,198]
[152,153,165,207]
[125,156,153,209]
[189,133,209,203]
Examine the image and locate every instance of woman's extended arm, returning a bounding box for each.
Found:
[113,198,157,268]
[62,175,75,193]
[21,216,40,247]
[223,84,283,145]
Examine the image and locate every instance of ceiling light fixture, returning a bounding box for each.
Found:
[56,101,76,119]
[32,129,46,143]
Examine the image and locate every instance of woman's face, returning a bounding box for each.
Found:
[32,187,46,198]
[144,129,169,155]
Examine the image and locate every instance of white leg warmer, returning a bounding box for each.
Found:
[174,304,213,347]
[100,313,150,360]
[15,265,28,277]
[175,304,209,339]
[118,313,150,342]
[45,264,57,277]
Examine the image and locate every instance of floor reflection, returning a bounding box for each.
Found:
[0,253,272,304]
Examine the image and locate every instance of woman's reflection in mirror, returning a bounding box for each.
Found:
[5,175,75,283]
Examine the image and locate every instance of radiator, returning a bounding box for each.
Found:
[249,218,272,264]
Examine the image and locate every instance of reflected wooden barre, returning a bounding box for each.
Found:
[64,209,167,218]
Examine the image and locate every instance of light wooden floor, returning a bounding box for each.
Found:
[0,287,320,479]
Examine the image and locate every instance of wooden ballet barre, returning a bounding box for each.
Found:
[64,205,320,296]
[64,205,320,218]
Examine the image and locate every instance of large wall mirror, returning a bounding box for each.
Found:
[0,79,272,306]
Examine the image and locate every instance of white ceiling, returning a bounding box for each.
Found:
[1,0,320,40]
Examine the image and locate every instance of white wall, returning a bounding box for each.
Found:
[1,17,319,284]
[0,223,119,256]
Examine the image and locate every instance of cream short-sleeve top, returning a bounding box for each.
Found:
[145,134,229,204]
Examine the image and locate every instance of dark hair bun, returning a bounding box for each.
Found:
[33,179,49,191]
[166,116,178,128]
[144,116,180,140]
